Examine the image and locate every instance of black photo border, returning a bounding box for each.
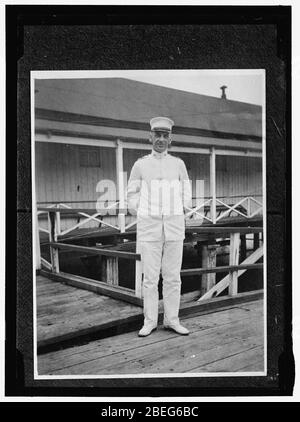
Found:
[6,4,293,397]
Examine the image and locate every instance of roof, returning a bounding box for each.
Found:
[35,77,262,137]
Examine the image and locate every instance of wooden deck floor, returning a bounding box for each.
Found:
[36,275,143,348]
[38,299,264,376]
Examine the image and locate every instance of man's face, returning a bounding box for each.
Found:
[150,130,171,153]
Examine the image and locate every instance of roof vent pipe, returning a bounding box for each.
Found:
[220,85,227,99]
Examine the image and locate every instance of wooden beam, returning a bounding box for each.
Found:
[40,257,52,271]
[124,141,211,155]
[42,270,143,307]
[185,226,263,234]
[35,127,262,156]
[180,263,263,276]
[38,207,120,215]
[180,290,264,318]
[35,133,116,148]
[215,149,262,158]
[35,122,262,151]
[228,232,240,296]
[48,242,141,260]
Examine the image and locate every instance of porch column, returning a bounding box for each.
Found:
[116,139,125,232]
[210,147,216,224]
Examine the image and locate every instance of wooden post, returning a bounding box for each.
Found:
[254,233,260,250]
[135,240,143,298]
[201,243,218,296]
[56,204,61,235]
[240,234,247,261]
[247,197,251,217]
[228,232,240,296]
[102,256,119,285]
[48,211,59,273]
[116,139,125,232]
[210,147,216,224]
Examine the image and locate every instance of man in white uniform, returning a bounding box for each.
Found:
[127,117,192,337]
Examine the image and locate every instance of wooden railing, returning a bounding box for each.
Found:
[37,202,120,236]
[182,226,263,299]
[40,208,142,305]
[37,195,263,237]
[38,207,263,307]
[185,196,263,224]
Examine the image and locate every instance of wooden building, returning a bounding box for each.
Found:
[34,77,263,234]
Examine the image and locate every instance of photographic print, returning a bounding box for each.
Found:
[32,69,266,378]
[6,6,293,397]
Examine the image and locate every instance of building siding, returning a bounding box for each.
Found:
[36,142,262,231]
[36,142,117,231]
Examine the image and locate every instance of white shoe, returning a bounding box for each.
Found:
[138,324,157,337]
[164,322,189,335]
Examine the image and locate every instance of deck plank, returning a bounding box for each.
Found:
[37,300,261,368]
[38,299,264,375]
[36,275,142,344]
[190,345,265,373]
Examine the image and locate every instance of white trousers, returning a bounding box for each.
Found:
[140,239,184,327]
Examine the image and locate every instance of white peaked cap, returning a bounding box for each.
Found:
[150,116,174,132]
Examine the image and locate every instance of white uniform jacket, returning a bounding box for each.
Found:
[126,150,192,241]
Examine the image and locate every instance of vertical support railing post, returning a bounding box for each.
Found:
[102,256,119,286]
[240,234,247,261]
[247,197,251,217]
[135,240,143,298]
[210,147,216,224]
[116,139,126,233]
[56,203,61,235]
[228,232,240,296]
[201,242,218,296]
[253,232,260,250]
[48,210,60,273]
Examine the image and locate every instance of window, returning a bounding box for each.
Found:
[79,147,101,167]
